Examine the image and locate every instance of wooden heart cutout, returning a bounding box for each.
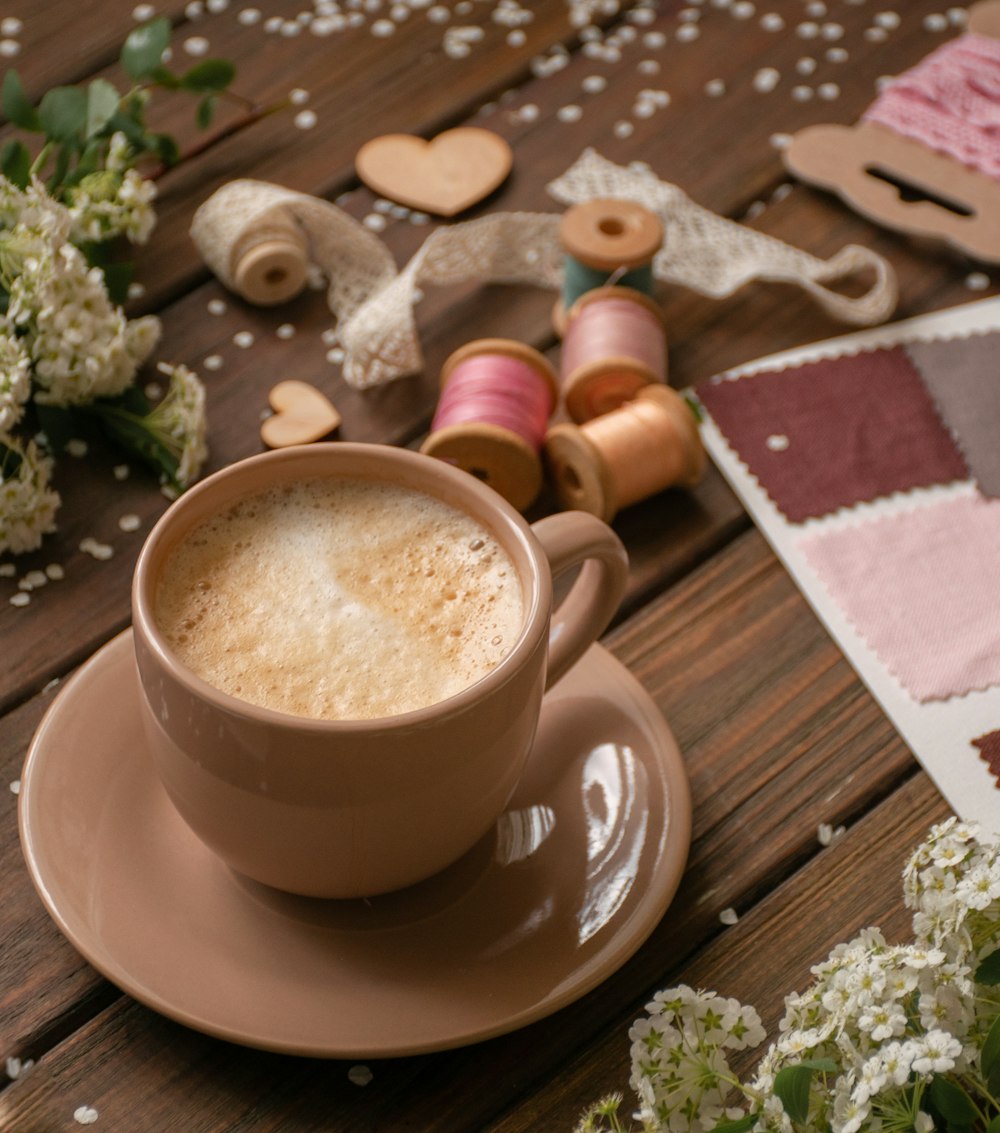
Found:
[355,127,513,217]
[260,380,341,448]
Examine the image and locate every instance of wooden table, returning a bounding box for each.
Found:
[0,1,985,1128]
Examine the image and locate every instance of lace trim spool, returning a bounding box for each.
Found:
[560,286,667,423]
[231,211,311,306]
[555,197,663,332]
[544,385,705,522]
[420,339,558,512]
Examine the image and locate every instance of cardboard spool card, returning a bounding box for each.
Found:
[783,0,1000,264]
[260,381,341,448]
[355,128,513,217]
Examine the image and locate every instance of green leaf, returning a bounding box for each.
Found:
[85,78,120,138]
[708,1116,756,1133]
[195,95,215,130]
[2,69,40,130]
[38,85,88,143]
[149,132,179,168]
[984,1112,1000,1133]
[774,1065,814,1124]
[982,1014,1000,1081]
[120,16,171,80]
[180,58,235,93]
[977,947,1000,986]
[105,109,146,148]
[0,139,31,188]
[928,1077,976,1126]
[149,65,181,90]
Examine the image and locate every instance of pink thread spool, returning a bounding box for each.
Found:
[545,385,705,522]
[421,339,558,512]
[560,287,668,424]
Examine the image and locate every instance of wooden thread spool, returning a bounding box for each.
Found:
[231,211,310,306]
[554,198,664,332]
[560,286,668,423]
[420,339,558,512]
[544,385,705,522]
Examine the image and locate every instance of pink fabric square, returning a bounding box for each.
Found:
[800,494,1000,702]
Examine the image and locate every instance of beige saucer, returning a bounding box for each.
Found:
[19,630,690,1058]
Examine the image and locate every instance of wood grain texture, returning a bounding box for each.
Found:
[0,1,991,1128]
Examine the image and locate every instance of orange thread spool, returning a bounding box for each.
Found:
[544,386,705,522]
[421,338,558,512]
[559,287,668,423]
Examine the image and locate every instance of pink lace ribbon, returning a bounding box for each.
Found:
[863,32,1000,181]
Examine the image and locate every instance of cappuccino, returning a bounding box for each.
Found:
[154,477,524,720]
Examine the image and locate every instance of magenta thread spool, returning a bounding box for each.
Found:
[420,339,558,512]
[559,286,668,423]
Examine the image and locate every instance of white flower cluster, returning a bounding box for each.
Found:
[67,133,157,245]
[580,819,1000,1133]
[0,327,31,431]
[0,439,60,554]
[1,183,160,407]
[629,988,766,1133]
[148,361,208,490]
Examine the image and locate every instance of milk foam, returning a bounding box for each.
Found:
[154,478,525,720]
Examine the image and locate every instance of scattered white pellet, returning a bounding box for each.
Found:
[127,282,146,299]
[43,677,60,692]
[206,0,228,10]
[966,272,991,291]
[865,26,889,41]
[874,9,900,27]
[506,29,526,46]
[133,3,156,19]
[818,822,846,846]
[233,331,255,348]
[613,120,634,138]
[113,465,130,481]
[676,22,700,40]
[761,12,784,30]
[186,1,205,16]
[22,570,47,589]
[6,1055,32,1078]
[276,323,296,339]
[792,85,813,101]
[821,21,844,38]
[643,30,666,48]
[826,46,848,62]
[183,35,210,55]
[766,433,790,451]
[719,907,739,925]
[144,382,162,400]
[0,563,14,577]
[753,67,780,92]
[348,1065,374,1086]
[9,592,29,607]
[637,59,660,74]
[558,104,584,121]
[0,40,19,57]
[207,298,227,315]
[118,514,142,533]
[203,355,224,371]
[0,17,23,35]
[817,82,840,99]
[9,780,19,795]
[363,213,388,231]
[73,1108,99,1126]
[582,74,607,94]
[66,439,88,458]
[294,109,318,130]
[45,563,65,580]
[770,132,792,149]
[325,347,346,364]
[80,538,114,561]
[705,78,726,96]
[238,7,262,25]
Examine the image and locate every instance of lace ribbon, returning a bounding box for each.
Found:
[191,149,897,389]
[862,32,1000,182]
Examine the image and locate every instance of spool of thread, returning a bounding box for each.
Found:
[555,197,664,329]
[421,339,558,512]
[231,212,310,305]
[560,286,668,423]
[544,385,705,522]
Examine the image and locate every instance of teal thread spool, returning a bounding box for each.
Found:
[555,198,664,334]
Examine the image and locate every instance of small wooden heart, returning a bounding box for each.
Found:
[260,380,341,448]
[355,127,513,217]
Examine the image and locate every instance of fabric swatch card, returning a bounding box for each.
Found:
[693,297,1000,829]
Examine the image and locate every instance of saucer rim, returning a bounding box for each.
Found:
[19,628,691,1058]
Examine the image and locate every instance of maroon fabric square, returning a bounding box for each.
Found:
[696,346,969,522]
[973,729,1000,789]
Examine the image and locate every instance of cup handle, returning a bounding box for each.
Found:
[530,511,629,691]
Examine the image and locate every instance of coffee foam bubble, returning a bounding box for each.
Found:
[154,478,524,720]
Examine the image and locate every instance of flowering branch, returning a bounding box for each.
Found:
[581,819,1000,1133]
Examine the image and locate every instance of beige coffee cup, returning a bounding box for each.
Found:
[132,443,628,898]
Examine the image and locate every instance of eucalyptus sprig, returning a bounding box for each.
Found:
[0,17,237,198]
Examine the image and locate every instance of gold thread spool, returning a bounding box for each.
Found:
[554,198,664,335]
[420,338,558,512]
[231,212,310,306]
[544,385,705,522]
[560,286,668,424]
